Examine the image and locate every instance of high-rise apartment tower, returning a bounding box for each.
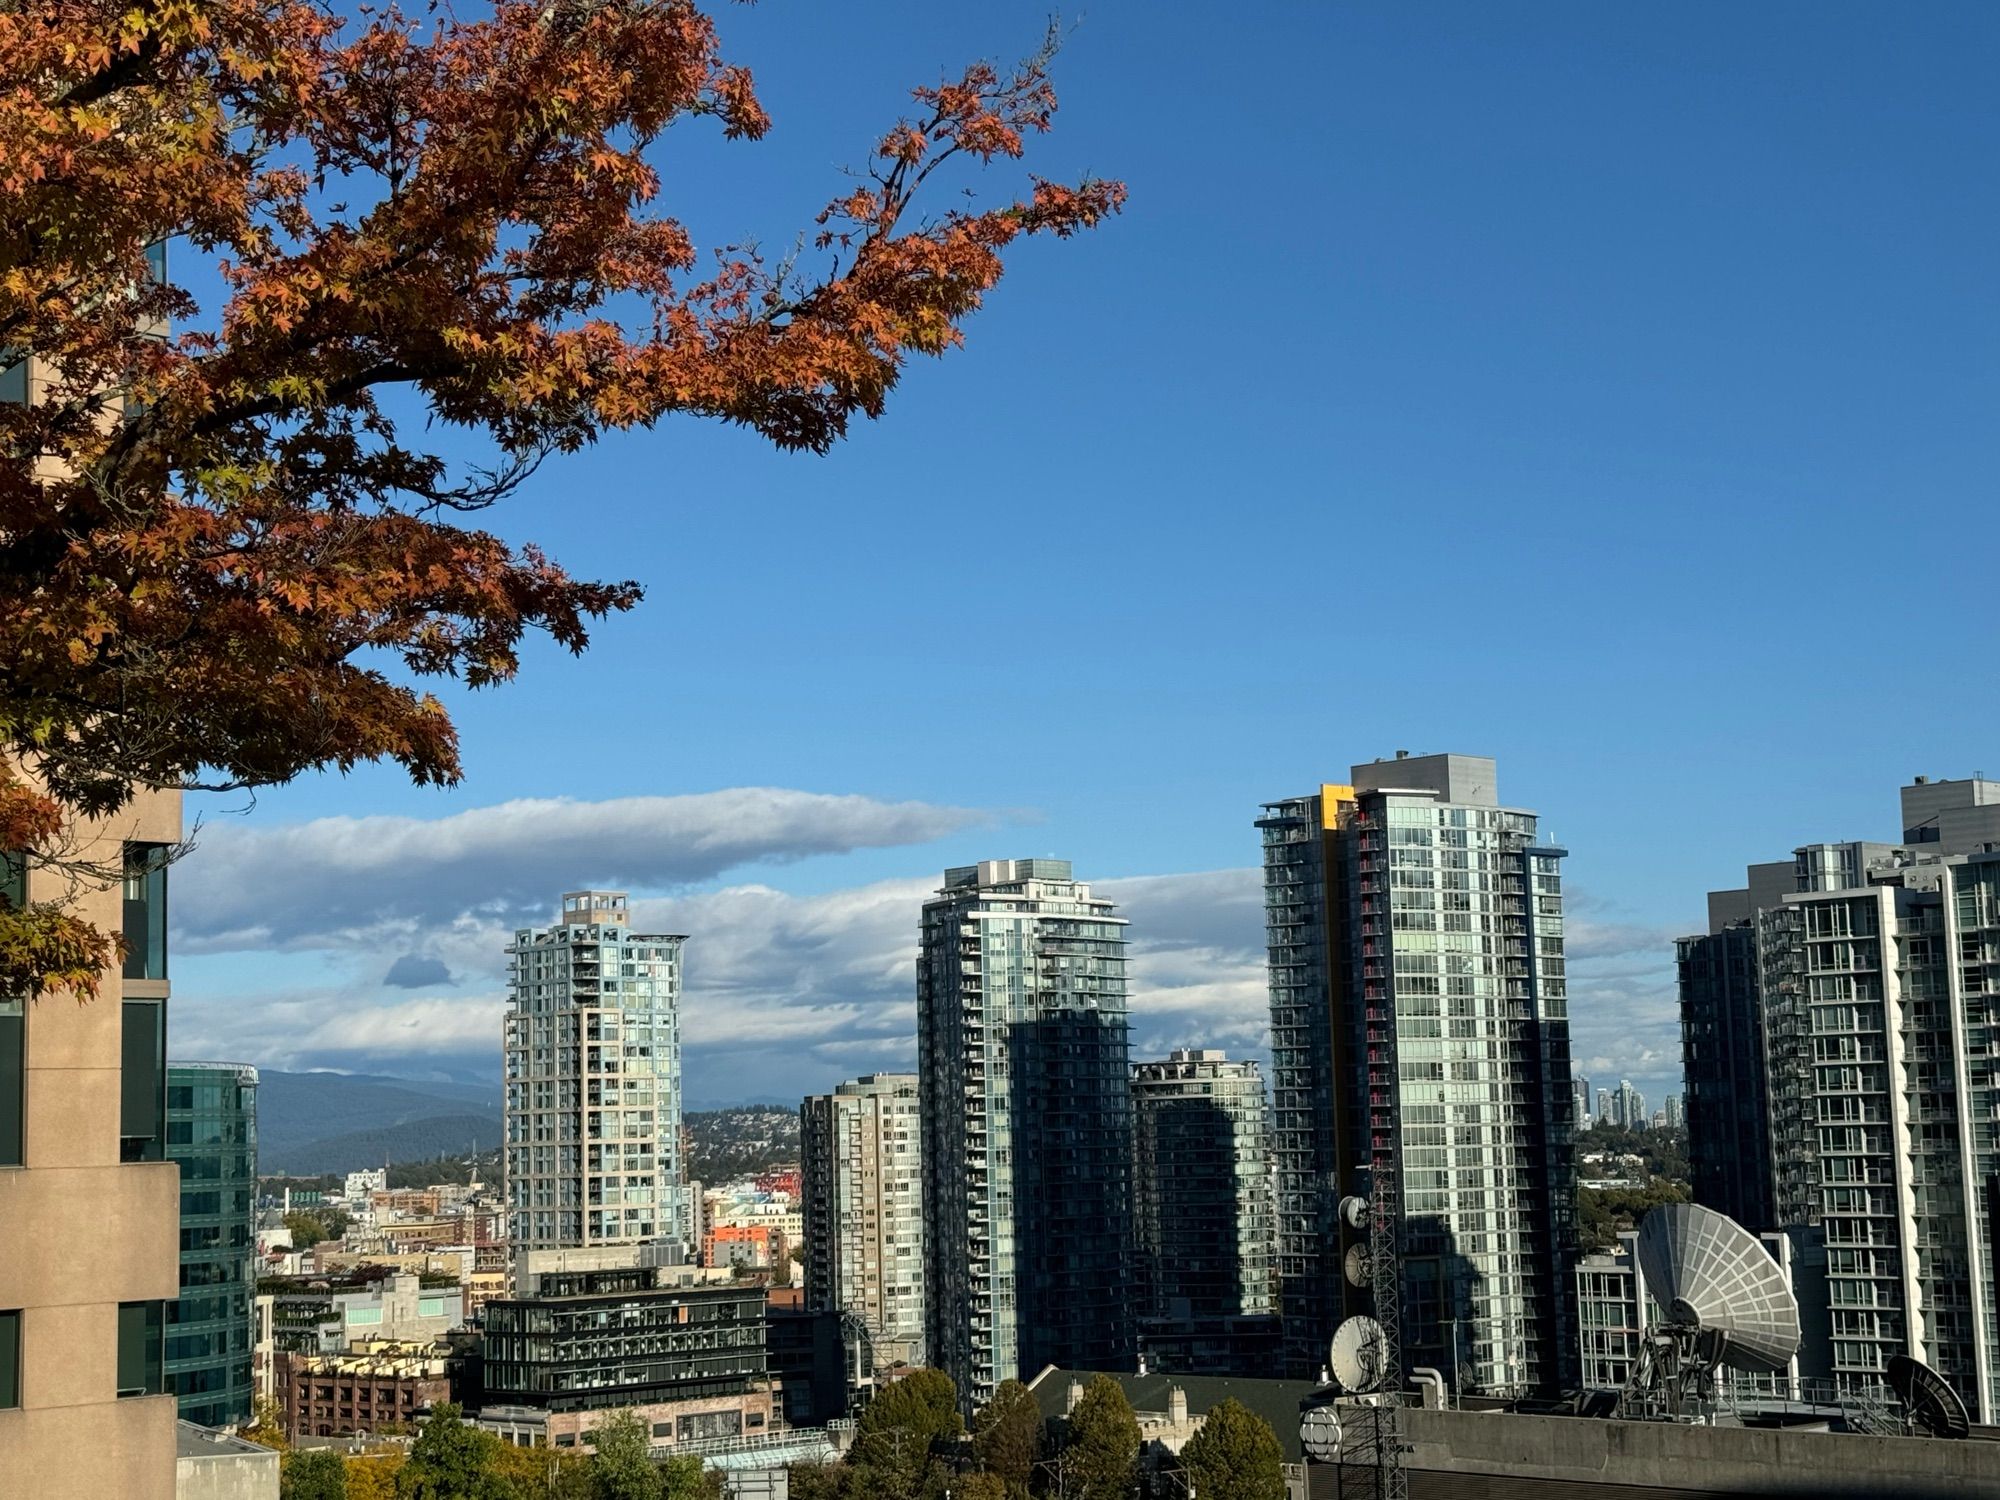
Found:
[919,859,1134,1409]
[1680,774,2000,1419]
[1260,754,1579,1394]
[1131,1049,1275,1322]
[800,1074,925,1369]
[504,892,686,1252]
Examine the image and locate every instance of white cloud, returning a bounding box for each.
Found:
[174,788,988,954]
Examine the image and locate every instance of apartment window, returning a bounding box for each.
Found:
[0,1310,18,1408]
[120,1000,165,1162]
[117,1300,164,1397]
[0,994,19,1169]
[122,843,169,981]
[0,357,22,405]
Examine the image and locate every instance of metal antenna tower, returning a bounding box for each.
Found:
[1366,1162,1408,1500]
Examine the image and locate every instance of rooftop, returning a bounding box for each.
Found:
[176,1422,280,1461]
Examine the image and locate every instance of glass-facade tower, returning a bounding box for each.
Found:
[164,1062,257,1426]
[1130,1049,1274,1322]
[919,859,1133,1409]
[504,891,686,1251]
[1260,754,1579,1395]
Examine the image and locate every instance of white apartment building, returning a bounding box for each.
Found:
[504,891,686,1252]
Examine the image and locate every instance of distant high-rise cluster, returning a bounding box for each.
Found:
[1260,753,1580,1395]
[1678,774,2000,1421]
[503,891,687,1252]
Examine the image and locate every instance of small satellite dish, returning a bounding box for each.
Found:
[1299,1404,1342,1462]
[1340,1195,1370,1230]
[1636,1203,1801,1371]
[1330,1315,1388,1394]
[1344,1244,1370,1287]
[1888,1354,1971,1440]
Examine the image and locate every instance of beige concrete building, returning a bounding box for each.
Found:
[0,784,183,1498]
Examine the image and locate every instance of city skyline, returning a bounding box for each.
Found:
[166,764,2000,1110]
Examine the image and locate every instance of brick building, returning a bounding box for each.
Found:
[279,1339,452,1441]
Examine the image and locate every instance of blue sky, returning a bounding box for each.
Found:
[171,3,2000,1109]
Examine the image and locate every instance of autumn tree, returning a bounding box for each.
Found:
[490,1444,589,1500]
[1175,1399,1285,1500]
[243,1394,290,1451]
[0,1,1121,997]
[971,1379,1042,1490]
[1060,1377,1139,1500]
[344,1453,409,1500]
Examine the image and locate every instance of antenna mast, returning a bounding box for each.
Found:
[1367,1162,1407,1500]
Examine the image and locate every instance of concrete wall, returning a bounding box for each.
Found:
[0,785,181,1500]
[176,1450,280,1500]
[1308,1407,2000,1499]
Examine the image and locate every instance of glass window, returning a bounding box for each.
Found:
[0,357,23,405]
[0,1309,17,1408]
[120,1000,165,1162]
[117,1300,164,1397]
[123,843,168,981]
[0,990,19,1167]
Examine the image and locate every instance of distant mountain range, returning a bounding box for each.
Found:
[230,1065,803,1177]
[246,1068,503,1175]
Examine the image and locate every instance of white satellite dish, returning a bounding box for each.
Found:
[1624,1204,1801,1417]
[1299,1404,1342,1462]
[1636,1203,1800,1371]
[1329,1314,1388,1394]
[1339,1195,1370,1230]
[1344,1244,1370,1287]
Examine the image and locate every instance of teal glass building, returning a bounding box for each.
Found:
[165,1061,258,1426]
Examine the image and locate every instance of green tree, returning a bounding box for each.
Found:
[1176,1399,1283,1500]
[849,1368,963,1498]
[588,1411,662,1500]
[972,1379,1042,1489]
[1062,1378,1139,1500]
[396,1404,508,1500]
[953,1475,1007,1500]
[660,1455,721,1500]
[782,1462,850,1500]
[284,1449,350,1500]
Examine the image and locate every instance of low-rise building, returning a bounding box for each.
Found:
[279,1339,452,1442]
[1027,1366,1316,1476]
[255,1271,464,1399]
[707,1222,785,1273]
[478,1263,774,1452]
[175,1421,280,1500]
